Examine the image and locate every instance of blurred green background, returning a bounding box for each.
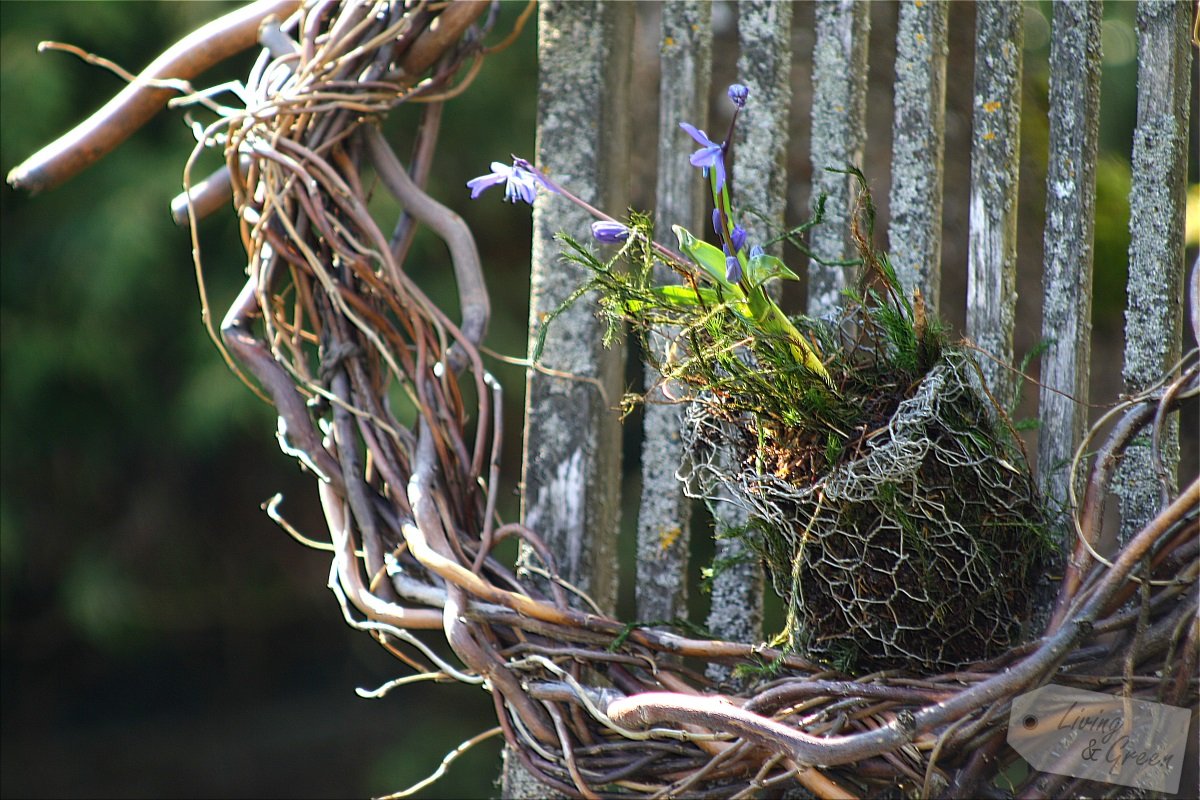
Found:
[2,3,535,797]
[1,2,1193,799]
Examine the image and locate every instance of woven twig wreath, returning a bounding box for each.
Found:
[11,3,1197,798]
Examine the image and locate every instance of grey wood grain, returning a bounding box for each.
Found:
[966,1,1024,410]
[700,0,797,682]
[635,0,712,625]
[1037,0,1102,531]
[1114,0,1191,543]
[506,2,634,794]
[808,0,870,317]
[887,0,948,309]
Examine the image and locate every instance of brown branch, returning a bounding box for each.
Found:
[1050,362,1198,630]
[608,479,1199,772]
[390,101,444,265]
[171,165,234,226]
[363,125,490,358]
[1051,402,1158,628]
[743,680,955,714]
[397,1,488,77]
[7,0,301,195]
[409,420,557,745]
[220,277,343,488]
[607,693,859,799]
[318,481,442,631]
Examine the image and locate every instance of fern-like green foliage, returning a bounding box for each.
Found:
[540,172,957,482]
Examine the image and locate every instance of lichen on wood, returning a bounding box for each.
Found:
[702,0,797,678]
[634,0,713,626]
[508,4,633,795]
[808,0,870,318]
[520,0,634,615]
[966,1,1024,410]
[887,0,948,309]
[1113,0,1191,544]
[1036,0,1101,526]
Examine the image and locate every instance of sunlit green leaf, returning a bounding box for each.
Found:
[672,225,741,294]
[653,284,716,306]
[745,253,799,288]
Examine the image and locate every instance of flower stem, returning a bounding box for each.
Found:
[515,157,690,269]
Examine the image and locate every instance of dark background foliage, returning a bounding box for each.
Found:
[1,2,1193,799]
[2,3,534,797]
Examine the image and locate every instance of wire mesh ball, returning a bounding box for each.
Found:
[682,351,1053,671]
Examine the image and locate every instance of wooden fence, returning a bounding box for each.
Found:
[5,1,1193,795]
[510,4,1192,789]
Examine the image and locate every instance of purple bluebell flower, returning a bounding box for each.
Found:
[712,207,722,236]
[730,224,748,253]
[591,221,630,243]
[727,83,749,108]
[725,255,743,284]
[750,244,765,258]
[467,160,540,204]
[679,122,726,191]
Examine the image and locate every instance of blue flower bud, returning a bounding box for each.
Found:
[728,83,749,109]
[591,221,630,243]
[725,255,743,284]
[730,224,748,253]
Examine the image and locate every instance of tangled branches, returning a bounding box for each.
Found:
[9,2,1197,797]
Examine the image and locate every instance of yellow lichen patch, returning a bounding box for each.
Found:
[983,131,996,141]
[983,100,1002,113]
[659,526,682,551]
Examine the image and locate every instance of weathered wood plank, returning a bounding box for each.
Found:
[966,1,1024,409]
[1037,0,1102,525]
[507,4,634,794]
[520,0,633,614]
[808,0,870,317]
[699,0,796,676]
[1114,0,1191,542]
[887,0,948,308]
[636,0,712,624]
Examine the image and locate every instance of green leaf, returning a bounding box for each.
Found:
[624,284,720,312]
[746,286,773,324]
[654,284,716,306]
[672,225,741,294]
[745,253,799,288]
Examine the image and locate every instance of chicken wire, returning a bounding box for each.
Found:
[681,350,1051,670]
